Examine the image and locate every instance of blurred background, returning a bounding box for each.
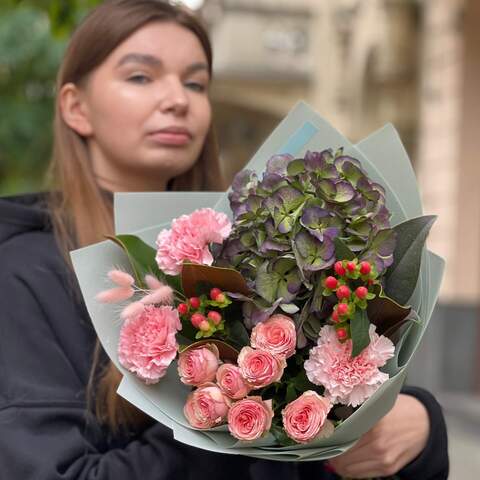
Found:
[1,0,479,476]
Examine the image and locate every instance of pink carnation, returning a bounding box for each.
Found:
[156,208,232,275]
[118,305,182,384]
[250,314,297,359]
[304,325,394,407]
[227,396,274,441]
[184,383,231,429]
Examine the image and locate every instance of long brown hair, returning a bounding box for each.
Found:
[47,0,222,430]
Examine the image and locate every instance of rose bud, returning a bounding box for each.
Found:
[237,347,286,389]
[216,363,251,400]
[250,314,297,359]
[184,383,230,429]
[178,344,220,386]
[282,391,333,444]
[227,396,274,441]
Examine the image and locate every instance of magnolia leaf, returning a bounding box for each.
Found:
[385,215,437,305]
[351,309,370,357]
[382,309,419,344]
[182,263,250,298]
[107,235,179,290]
[367,285,411,336]
[179,339,239,362]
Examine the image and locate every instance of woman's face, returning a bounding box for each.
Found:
[73,21,211,191]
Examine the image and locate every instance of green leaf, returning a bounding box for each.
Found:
[334,237,356,261]
[270,424,296,447]
[226,319,250,348]
[293,370,312,391]
[286,383,297,403]
[279,303,299,314]
[107,234,178,290]
[351,309,371,357]
[385,216,437,304]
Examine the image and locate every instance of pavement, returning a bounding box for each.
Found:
[440,393,480,479]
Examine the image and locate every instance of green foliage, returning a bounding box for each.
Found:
[0,1,101,196]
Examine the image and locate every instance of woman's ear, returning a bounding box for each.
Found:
[59,83,93,137]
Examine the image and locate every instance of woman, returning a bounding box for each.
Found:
[0,1,448,478]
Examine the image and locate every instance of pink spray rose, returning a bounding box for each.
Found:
[155,208,232,275]
[282,391,332,444]
[118,306,182,384]
[227,396,274,441]
[237,347,286,389]
[184,383,231,429]
[250,314,297,359]
[304,325,395,407]
[178,344,220,386]
[216,363,251,400]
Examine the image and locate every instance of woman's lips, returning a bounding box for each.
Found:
[147,128,192,146]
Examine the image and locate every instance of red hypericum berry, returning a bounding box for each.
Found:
[189,297,201,309]
[215,293,226,304]
[337,303,349,316]
[332,310,340,323]
[360,261,371,275]
[336,328,348,340]
[334,261,346,276]
[177,303,189,315]
[199,320,210,332]
[355,286,368,299]
[346,261,356,272]
[368,279,375,286]
[191,312,206,328]
[207,310,222,325]
[325,276,338,290]
[210,288,222,301]
[336,285,351,300]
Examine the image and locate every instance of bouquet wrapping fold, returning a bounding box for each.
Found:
[71,102,444,462]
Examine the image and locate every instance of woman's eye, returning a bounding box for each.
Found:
[127,74,151,84]
[184,81,206,93]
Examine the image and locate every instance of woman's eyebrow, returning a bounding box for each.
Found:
[185,62,209,75]
[116,54,209,75]
[116,53,162,68]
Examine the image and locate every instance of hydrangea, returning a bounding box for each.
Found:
[215,149,395,320]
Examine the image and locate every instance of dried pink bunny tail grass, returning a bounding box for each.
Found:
[121,301,145,321]
[144,274,164,290]
[141,286,174,306]
[96,286,134,304]
[108,269,135,287]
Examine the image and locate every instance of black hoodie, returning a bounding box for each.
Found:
[0,193,448,480]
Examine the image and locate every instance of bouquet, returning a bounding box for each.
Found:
[71,102,444,461]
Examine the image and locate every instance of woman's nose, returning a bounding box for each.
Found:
[159,76,188,115]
